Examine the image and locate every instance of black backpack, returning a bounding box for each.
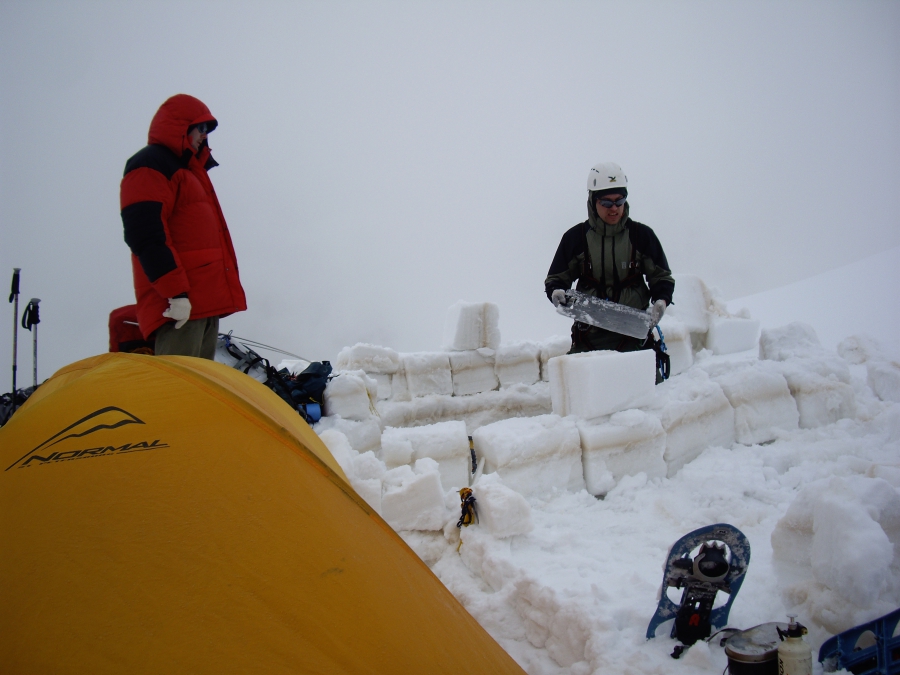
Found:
[218,333,331,424]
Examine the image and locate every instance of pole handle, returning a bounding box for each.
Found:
[9,268,21,302]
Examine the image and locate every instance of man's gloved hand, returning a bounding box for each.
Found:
[163,297,192,329]
[649,299,667,328]
[551,289,568,307]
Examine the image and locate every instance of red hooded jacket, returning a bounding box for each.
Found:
[120,94,246,339]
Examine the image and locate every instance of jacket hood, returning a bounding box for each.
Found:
[148,94,218,158]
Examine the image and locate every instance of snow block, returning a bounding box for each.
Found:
[334,342,400,374]
[401,352,453,398]
[771,475,900,634]
[472,414,584,496]
[657,317,693,377]
[381,421,471,491]
[548,350,656,420]
[449,349,498,396]
[443,301,501,351]
[317,430,385,514]
[760,322,824,361]
[652,369,735,476]
[576,409,666,495]
[711,367,799,445]
[774,363,856,429]
[381,459,448,531]
[390,366,410,401]
[495,342,541,388]
[539,336,571,382]
[667,274,713,333]
[473,474,533,538]
[706,316,761,355]
[867,359,900,403]
[315,416,382,455]
[323,370,376,421]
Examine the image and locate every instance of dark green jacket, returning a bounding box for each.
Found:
[544,202,674,310]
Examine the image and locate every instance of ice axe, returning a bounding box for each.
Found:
[9,268,20,410]
[21,298,41,388]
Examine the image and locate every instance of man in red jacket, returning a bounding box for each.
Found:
[120,94,246,359]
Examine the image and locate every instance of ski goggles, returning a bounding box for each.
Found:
[596,196,627,208]
[191,122,210,134]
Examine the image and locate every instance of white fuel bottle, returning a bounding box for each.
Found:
[777,615,812,675]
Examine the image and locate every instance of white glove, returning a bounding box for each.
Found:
[648,299,667,327]
[551,289,568,307]
[163,297,192,329]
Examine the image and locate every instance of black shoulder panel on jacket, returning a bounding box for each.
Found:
[628,220,671,272]
[546,221,589,281]
[122,200,177,283]
[123,144,182,180]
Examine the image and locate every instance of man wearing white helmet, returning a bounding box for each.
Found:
[545,162,674,354]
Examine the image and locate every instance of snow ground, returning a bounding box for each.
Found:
[311,249,900,675]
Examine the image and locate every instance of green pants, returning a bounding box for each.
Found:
[154,317,219,360]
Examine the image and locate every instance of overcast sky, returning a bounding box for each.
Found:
[1,1,898,381]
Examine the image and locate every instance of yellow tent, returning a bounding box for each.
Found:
[0,354,525,675]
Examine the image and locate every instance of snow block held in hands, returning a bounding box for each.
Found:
[549,350,656,420]
[449,349,498,396]
[576,410,666,495]
[381,421,471,491]
[495,342,541,388]
[381,459,448,531]
[706,316,761,355]
[443,301,501,351]
[401,352,453,398]
[472,414,584,496]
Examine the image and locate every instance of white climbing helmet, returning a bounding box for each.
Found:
[587,162,628,192]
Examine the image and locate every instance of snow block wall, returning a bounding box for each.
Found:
[577,410,666,495]
[448,349,499,396]
[708,366,799,445]
[549,350,656,420]
[540,336,571,382]
[323,370,377,421]
[381,421,471,491]
[651,369,735,477]
[472,415,584,496]
[401,352,453,398]
[759,323,857,428]
[495,342,541,388]
[335,343,400,400]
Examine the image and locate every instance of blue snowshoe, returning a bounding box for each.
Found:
[646,523,751,650]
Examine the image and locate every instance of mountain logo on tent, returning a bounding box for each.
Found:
[5,406,168,471]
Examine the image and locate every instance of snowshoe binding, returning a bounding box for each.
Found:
[646,523,751,655]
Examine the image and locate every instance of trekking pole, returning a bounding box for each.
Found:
[9,268,20,407]
[21,298,41,388]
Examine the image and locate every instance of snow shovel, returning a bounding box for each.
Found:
[556,289,653,340]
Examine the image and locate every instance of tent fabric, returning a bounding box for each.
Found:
[0,353,525,675]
